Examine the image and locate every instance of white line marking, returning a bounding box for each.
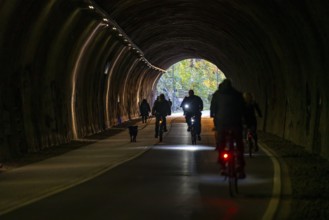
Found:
[260,143,281,220]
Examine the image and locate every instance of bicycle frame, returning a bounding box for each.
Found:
[221,131,239,197]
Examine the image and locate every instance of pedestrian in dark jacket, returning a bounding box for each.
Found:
[140,99,151,123]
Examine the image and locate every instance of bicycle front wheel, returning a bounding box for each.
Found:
[191,127,196,145]
[159,125,163,142]
[159,130,163,142]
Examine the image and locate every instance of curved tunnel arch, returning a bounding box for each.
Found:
[0,0,329,160]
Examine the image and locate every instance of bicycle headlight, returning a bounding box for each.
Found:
[184,104,189,109]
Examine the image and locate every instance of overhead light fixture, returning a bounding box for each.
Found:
[88,5,94,10]
[100,16,165,73]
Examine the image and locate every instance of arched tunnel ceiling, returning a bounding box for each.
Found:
[91,0,329,160]
[93,0,271,70]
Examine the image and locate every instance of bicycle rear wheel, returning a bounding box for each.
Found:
[228,159,238,197]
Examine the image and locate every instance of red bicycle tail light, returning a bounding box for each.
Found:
[223,153,229,160]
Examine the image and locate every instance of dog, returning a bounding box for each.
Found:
[128,126,138,142]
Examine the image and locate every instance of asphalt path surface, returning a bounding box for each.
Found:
[2,116,276,220]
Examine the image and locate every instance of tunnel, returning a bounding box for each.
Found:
[0,0,328,161]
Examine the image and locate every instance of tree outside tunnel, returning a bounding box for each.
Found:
[156,59,226,111]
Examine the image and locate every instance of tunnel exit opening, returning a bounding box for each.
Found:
[156,59,226,112]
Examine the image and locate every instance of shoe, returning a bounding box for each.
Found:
[198,135,201,141]
[155,134,158,138]
[187,127,191,132]
[164,129,168,132]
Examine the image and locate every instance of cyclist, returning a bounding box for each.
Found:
[181,90,203,140]
[243,92,262,151]
[152,94,171,138]
[210,79,246,178]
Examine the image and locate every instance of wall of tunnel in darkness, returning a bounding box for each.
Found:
[0,0,329,161]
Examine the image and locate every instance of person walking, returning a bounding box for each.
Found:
[140,99,151,123]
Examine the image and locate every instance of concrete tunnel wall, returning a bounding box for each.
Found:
[0,0,329,161]
[0,0,162,159]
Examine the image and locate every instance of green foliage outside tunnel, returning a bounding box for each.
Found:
[156,59,226,111]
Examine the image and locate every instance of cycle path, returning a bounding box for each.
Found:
[0,118,160,215]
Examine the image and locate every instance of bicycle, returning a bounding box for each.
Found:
[190,116,197,145]
[246,128,255,158]
[221,130,240,197]
[157,115,165,142]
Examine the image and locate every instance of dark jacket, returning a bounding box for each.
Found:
[152,99,171,117]
[140,100,151,116]
[244,101,262,127]
[181,95,203,116]
[210,86,245,128]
